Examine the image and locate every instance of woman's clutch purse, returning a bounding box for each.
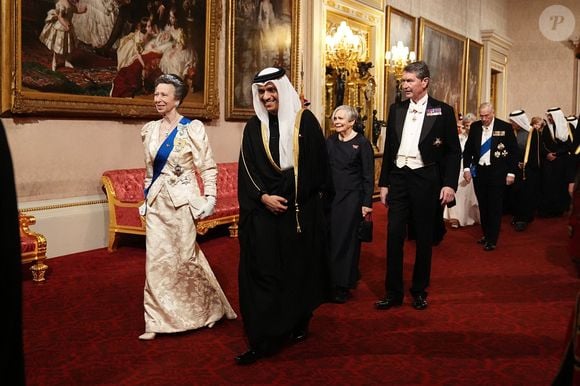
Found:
[357,213,373,242]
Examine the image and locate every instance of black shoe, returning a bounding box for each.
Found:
[332,287,349,304]
[412,295,428,310]
[235,349,262,365]
[290,328,308,343]
[477,237,487,244]
[483,242,496,251]
[375,297,403,310]
[514,221,527,232]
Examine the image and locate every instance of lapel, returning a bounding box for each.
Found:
[418,97,436,144]
[395,100,409,142]
[474,122,484,158]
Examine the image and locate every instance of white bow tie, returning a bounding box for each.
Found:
[409,105,423,114]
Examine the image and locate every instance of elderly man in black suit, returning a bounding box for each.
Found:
[375,61,461,311]
[463,102,518,251]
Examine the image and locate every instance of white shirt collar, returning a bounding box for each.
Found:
[483,118,495,131]
[409,94,428,111]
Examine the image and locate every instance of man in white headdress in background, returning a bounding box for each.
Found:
[539,107,573,217]
[236,67,332,365]
[507,110,541,231]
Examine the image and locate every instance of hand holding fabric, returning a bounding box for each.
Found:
[199,195,216,219]
[138,202,147,216]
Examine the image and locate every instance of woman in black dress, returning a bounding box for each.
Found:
[326,105,375,303]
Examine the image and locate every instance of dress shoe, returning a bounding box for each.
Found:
[235,349,262,365]
[483,242,496,251]
[375,297,403,310]
[332,287,349,304]
[412,295,428,310]
[138,332,156,340]
[477,237,487,244]
[290,328,308,343]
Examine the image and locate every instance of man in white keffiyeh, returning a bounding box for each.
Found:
[508,109,541,231]
[539,107,574,217]
[236,67,332,365]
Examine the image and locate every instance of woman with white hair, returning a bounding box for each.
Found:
[326,105,374,303]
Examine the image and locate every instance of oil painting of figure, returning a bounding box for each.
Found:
[22,0,206,103]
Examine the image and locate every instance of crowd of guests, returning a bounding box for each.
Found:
[446,105,579,247]
[136,61,579,368]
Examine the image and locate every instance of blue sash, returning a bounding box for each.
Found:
[144,117,191,197]
[480,136,492,157]
[471,136,492,178]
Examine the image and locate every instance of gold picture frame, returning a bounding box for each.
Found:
[4,0,221,119]
[464,38,483,116]
[357,0,385,10]
[384,6,416,111]
[225,0,300,121]
[418,18,466,115]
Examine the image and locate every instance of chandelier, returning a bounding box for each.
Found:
[385,41,416,80]
[325,21,367,72]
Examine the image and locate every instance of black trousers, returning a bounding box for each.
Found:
[473,165,505,245]
[385,165,439,299]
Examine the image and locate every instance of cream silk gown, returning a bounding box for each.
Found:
[141,118,236,334]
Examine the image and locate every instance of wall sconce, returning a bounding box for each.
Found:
[385,41,416,102]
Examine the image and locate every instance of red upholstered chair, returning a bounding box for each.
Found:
[102,168,146,252]
[19,212,48,282]
[102,163,239,252]
[195,162,239,237]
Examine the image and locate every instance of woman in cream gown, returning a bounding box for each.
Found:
[139,74,236,340]
[444,113,480,227]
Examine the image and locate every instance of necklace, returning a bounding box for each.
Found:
[160,115,181,137]
[339,130,356,142]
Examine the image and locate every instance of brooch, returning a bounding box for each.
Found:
[497,142,505,151]
[174,138,187,152]
[433,137,442,147]
[174,164,183,176]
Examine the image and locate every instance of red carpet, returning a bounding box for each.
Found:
[22,204,579,385]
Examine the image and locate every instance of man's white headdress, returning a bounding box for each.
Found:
[566,115,578,130]
[509,110,530,132]
[546,107,569,141]
[252,67,301,170]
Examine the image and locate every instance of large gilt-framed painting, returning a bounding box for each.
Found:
[225,0,300,121]
[7,0,220,119]
[464,38,483,116]
[384,6,416,111]
[418,18,466,115]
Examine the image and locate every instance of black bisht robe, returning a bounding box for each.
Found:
[539,125,572,217]
[238,109,332,348]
